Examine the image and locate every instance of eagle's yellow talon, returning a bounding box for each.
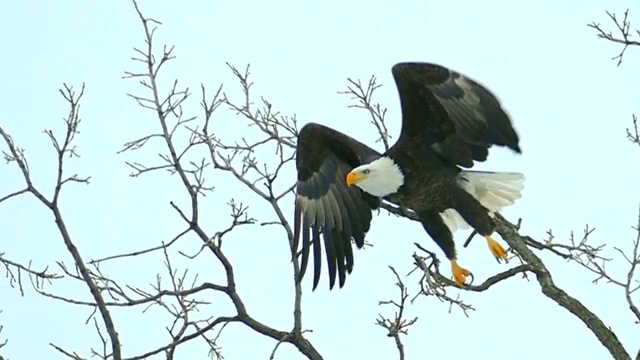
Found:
[486,235,507,260]
[451,260,471,287]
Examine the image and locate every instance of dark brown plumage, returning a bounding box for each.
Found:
[293,124,381,289]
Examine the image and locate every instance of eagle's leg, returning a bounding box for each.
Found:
[485,235,508,261]
[450,189,509,263]
[450,259,471,287]
[416,209,473,287]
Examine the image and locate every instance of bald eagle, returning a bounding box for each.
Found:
[293,62,524,290]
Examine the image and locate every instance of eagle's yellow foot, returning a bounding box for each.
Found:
[451,260,471,287]
[486,235,508,261]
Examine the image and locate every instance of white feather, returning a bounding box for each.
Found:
[440,171,526,233]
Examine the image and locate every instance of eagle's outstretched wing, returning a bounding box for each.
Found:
[294,122,381,290]
[391,62,521,168]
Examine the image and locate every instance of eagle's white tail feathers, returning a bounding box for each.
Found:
[440,208,470,233]
[440,171,525,233]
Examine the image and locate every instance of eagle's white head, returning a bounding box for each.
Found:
[345,156,405,197]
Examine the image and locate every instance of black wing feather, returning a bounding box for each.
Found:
[391,62,521,168]
[312,226,322,288]
[294,122,381,290]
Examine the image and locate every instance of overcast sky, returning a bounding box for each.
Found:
[1,0,639,359]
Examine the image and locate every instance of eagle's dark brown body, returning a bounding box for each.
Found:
[384,137,496,262]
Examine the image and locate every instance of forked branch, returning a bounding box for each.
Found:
[588,9,640,66]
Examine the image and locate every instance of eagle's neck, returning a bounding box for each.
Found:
[357,156,405,197]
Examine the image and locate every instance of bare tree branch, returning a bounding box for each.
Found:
[0,84,121,359]
[588,9,640,66]
[0,253,63,296]
[589,4,640,329]
[376,266,418,360]
[118,1,322,358]
[338,77,392,151]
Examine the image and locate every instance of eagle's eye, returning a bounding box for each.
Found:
[362,169,371,175]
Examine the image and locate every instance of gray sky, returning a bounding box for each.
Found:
[1,0,639,359]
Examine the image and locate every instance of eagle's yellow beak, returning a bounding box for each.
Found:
[346,171,363,186]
